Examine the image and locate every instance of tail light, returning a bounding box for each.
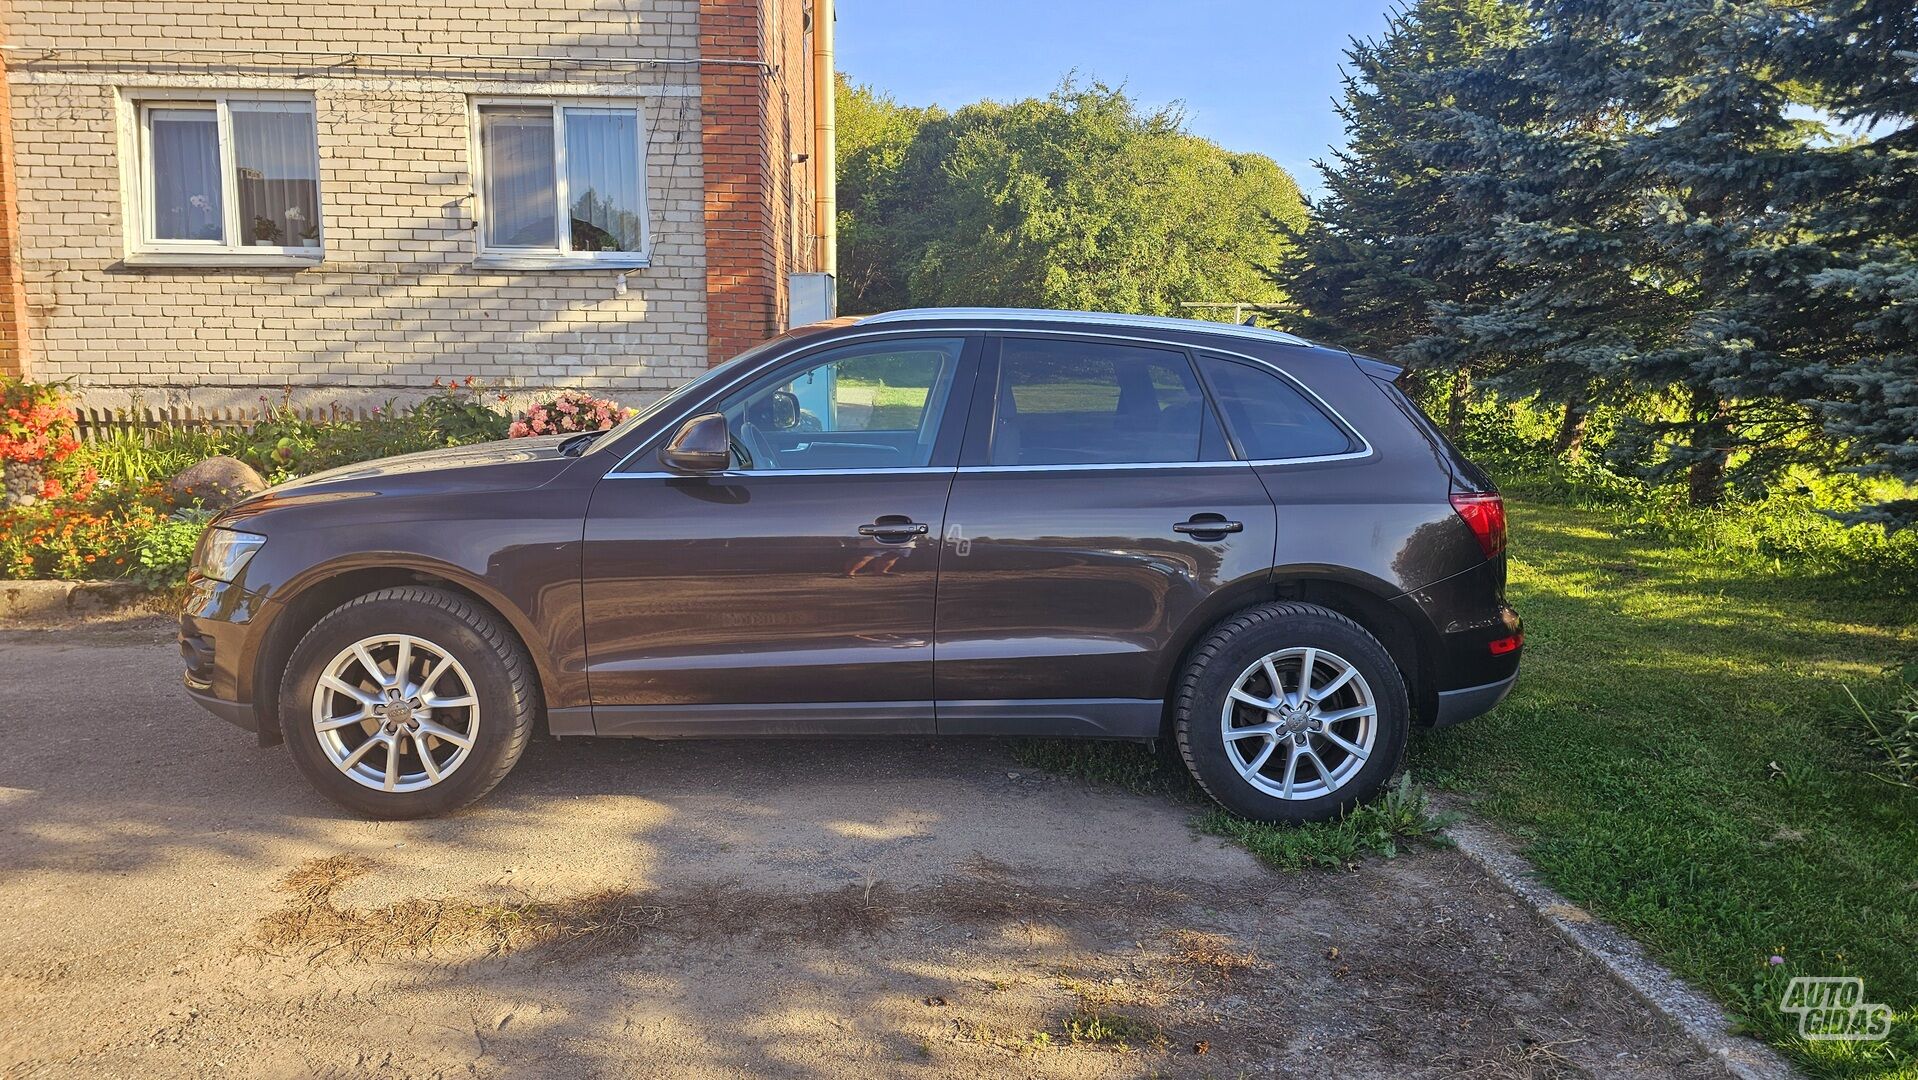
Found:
[1449,491,1506,560]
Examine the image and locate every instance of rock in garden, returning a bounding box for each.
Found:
[169,456,266,509]
[3,461,44,507]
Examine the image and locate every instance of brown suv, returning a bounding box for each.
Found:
[180,309,1521,821]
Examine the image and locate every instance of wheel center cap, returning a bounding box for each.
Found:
[380,700,415,726]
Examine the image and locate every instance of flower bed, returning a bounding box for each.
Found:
[1,379,629,588]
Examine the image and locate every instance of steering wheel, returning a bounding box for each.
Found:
[738,420,781,471]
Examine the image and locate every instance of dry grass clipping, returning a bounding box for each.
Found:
[1164,929,1259,982]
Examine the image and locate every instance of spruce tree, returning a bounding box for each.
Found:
[1788,2,1918,525]
[1273,0,1545,432]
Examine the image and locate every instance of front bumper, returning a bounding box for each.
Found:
[185,681,258,732]
[1432,671,1518,728]
[179,575,271,740]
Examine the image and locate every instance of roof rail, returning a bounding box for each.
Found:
[857,307,1313,348]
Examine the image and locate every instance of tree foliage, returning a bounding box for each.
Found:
[1280,0,1918,519]
[837,79,1307,318]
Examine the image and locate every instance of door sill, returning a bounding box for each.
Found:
[552,698,1164,739]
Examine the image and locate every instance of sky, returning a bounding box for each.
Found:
[834,1,1397,202]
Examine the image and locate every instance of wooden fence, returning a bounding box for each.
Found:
[73,403,393,441]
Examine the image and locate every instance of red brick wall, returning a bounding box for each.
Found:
[0,44,30,378]
[700,0,816,365]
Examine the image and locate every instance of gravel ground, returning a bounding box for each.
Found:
[1,618,1732,1079]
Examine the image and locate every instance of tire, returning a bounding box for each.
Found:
[280,586,538,819]
[1174,602,1408,824]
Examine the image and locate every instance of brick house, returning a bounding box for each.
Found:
[0,0,837,411]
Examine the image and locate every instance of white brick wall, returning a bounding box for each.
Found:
[6,0,709,411]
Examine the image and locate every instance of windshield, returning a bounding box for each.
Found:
[580,337,791,456]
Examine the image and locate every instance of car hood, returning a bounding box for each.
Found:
[233,436,581,511]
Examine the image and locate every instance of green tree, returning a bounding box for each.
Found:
[1271,0,1534,435]
[835,79,940,312]
[836,79,1306,318]
[1786,2,1918,525]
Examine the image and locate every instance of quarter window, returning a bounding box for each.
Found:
[992,338,1225,466]
[1199,353,1359,460]
[475,101,650,264]
[133,96,321,257]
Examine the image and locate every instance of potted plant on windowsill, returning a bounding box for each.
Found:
[251,216,285,247]
[287,206,319,249]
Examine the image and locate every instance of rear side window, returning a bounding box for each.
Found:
[1199,354,1359,460]
[992,338,1227,466]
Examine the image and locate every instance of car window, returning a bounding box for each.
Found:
[992,338,1225,466]
[1199,353,1358,460]
[714,337,965,471]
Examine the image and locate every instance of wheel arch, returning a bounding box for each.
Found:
[247,559,553,745]
[1157,570,1441,736]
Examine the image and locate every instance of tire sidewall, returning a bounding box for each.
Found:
[1178,606,1409,824]
[281,593,529,819]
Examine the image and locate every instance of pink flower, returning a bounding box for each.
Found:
[599,417,614,429]
[508,420,531,438]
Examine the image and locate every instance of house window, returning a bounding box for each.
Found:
[474,100,651,267]
[131,95,322,261]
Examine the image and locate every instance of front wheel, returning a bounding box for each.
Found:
[280,586,538,819]
[1174,602,1409,824]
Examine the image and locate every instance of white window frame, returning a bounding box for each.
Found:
[116,89,323,267]
[468,96,653,270]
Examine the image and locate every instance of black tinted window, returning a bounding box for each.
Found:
[993,339,1220,466]
[1200,354,1357,460]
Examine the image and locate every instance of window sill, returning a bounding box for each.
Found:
[471,253,651,271]
[122,251,323,269]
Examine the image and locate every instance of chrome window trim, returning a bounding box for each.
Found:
[605,456,1369,481]
[860,307,1314,348]
[605,466,958,479]
[606,325,1371,476]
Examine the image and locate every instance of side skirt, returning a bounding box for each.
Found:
[548,698,1164,740]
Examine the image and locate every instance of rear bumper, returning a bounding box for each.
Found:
[1432,672,1517,728]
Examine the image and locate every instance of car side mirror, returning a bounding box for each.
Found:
[661,412,732,473]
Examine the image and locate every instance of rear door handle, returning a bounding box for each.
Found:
[1174,516,1244,537]
[859,520,930,542]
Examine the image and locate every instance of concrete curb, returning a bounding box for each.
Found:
[1439,805,1800,1080]
[0,579,147,620]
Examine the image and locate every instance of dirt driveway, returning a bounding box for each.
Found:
[2,619,1727,1079]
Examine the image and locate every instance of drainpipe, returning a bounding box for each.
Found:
[810,0,836,280]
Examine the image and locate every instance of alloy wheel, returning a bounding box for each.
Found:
[1219,646,1377,800]
[311,633,480,793]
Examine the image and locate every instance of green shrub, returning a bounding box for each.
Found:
[134,511,210,587]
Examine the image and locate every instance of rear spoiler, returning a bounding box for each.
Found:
[1343,349,1405,383]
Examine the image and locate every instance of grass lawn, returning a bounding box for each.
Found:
[1418,498,1917,1078]
[1017,496,1916,1077]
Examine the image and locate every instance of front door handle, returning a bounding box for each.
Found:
[859,519,930,542]
[1174,515,1244,538]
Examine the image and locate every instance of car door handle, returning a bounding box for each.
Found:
[1174,516,1244,536]
[859,520,929,541]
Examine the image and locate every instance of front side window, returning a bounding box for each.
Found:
[477,101,649,263]
[992,338,1225,466]
[1198,354,1360,460]
[135,96,321,256]
[715,338,967,471]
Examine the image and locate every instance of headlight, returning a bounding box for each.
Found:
[194,527,266,582]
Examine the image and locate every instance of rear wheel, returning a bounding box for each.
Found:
[1174,602,1408,823]
[280,586,537,819]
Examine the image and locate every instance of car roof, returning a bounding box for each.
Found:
[854,307,1316,349]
